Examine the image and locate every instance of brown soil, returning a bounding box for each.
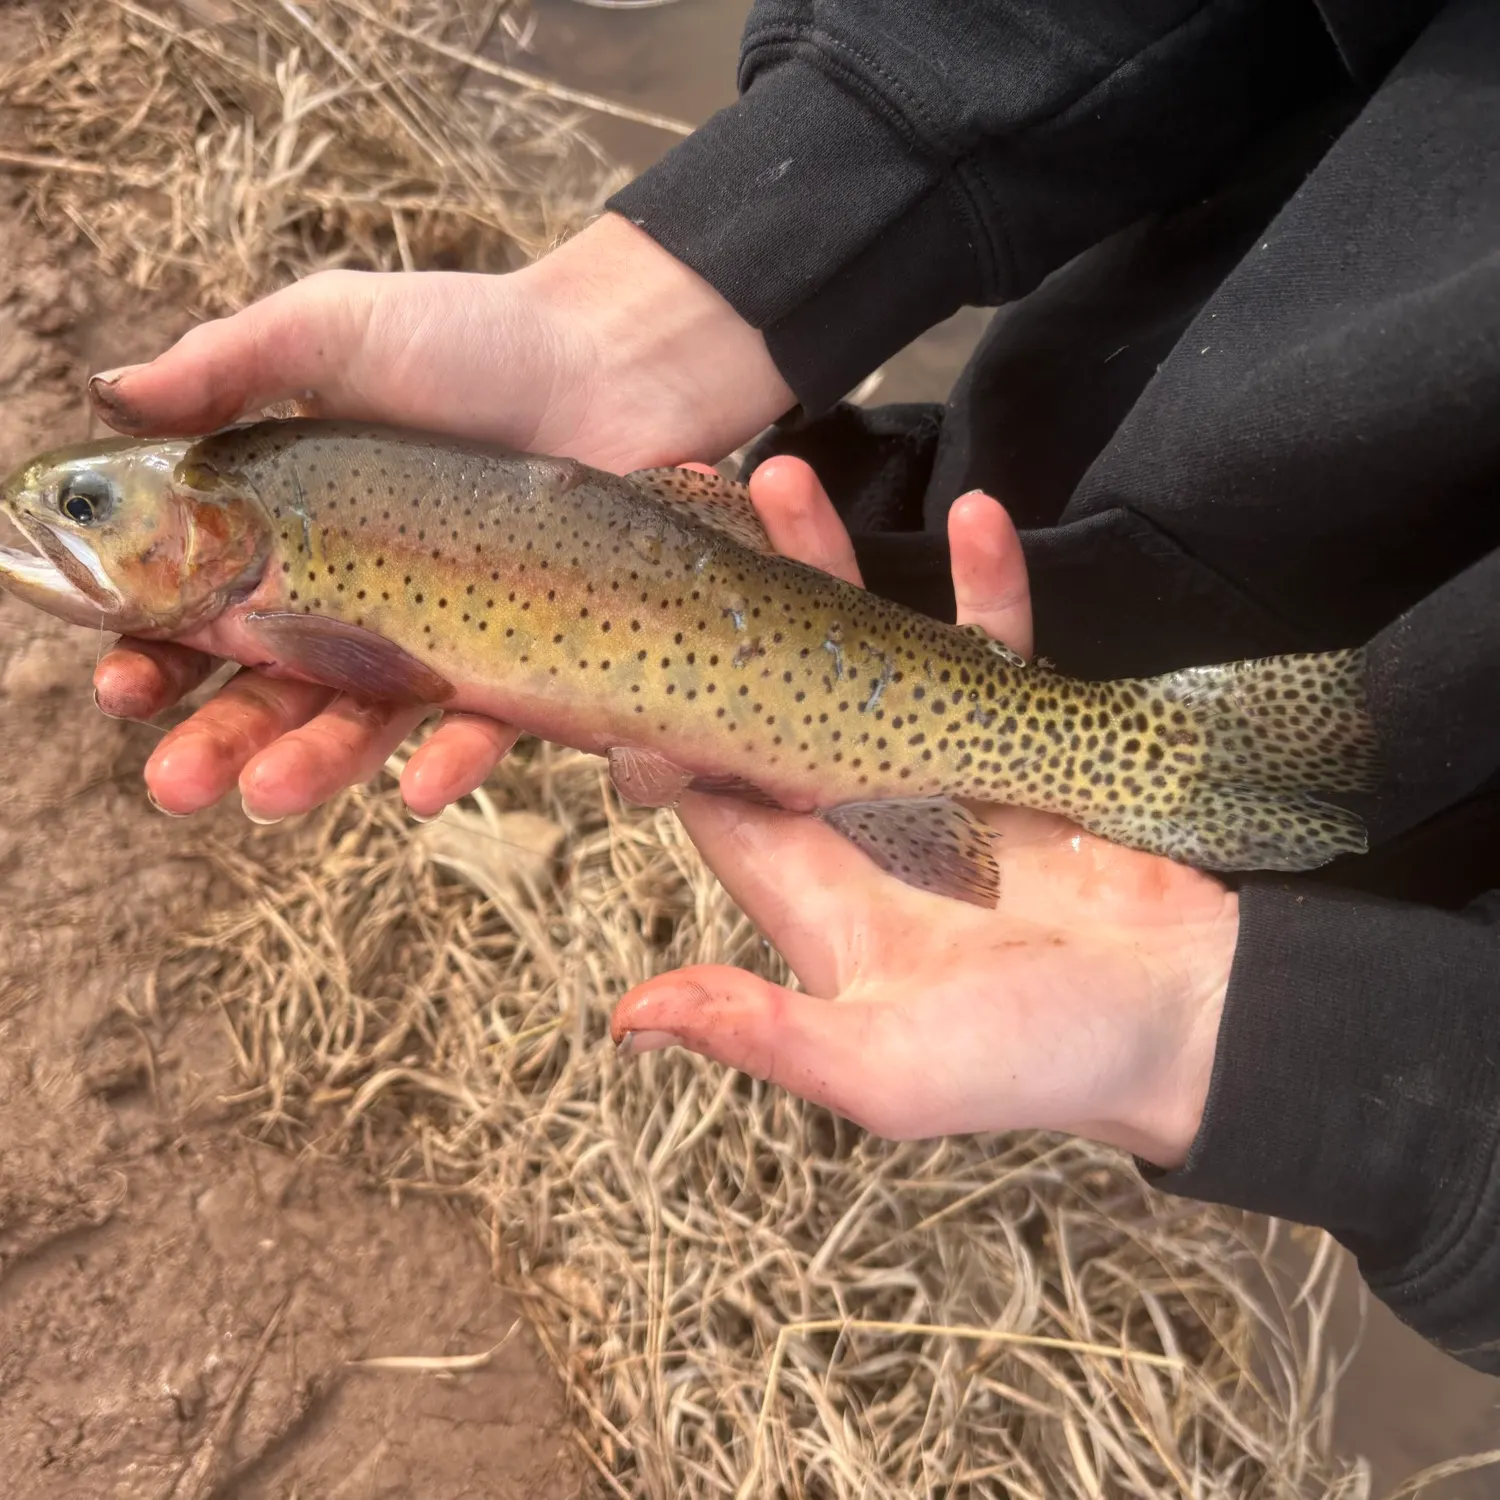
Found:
[0,186,581,1500]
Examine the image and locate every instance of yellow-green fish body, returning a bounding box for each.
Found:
[0,419,1379,904]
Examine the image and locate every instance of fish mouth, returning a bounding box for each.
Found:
[0,524,133,630]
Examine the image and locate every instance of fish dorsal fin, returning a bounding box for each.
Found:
[626,467,773,553]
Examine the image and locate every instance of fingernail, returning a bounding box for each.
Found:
[88,366,149,430]
[243,806,285,826]
[617,1029,680,1058]
[93,687,149,724]
[147,789,189,819]
[89,364,144,388]
[407,805,441,824]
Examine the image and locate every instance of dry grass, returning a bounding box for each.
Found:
[0,0,672,314]
[5,2,1488,1496]
[152,742,1381,1499]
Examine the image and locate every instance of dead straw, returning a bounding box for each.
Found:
[154,745,1379,1497]
[0,0,631,315]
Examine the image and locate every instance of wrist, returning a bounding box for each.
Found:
[519,213,795,470]
[1105,891,1238,1170]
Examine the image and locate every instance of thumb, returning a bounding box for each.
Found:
[88,270,380,436]
[948,491,1033,660]
[613,965,901,1135]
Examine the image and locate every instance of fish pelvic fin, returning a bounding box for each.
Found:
[1078,646,1379,872]
[821,797,1000,908]
[607,746,694,808]
[625,467,773,553]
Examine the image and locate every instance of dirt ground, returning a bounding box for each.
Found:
[0,189,582,1499]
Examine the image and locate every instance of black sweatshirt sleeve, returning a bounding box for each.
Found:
[607,0,1347,412]
[1150,546,1500,1373]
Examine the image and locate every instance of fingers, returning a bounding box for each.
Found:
[88,270,379,436]
[948,491,1033,660]
[238,697,434,823]
[94,639,219,722]
[140,668,504,823]
[612,964,891,1131]
[400,714,520,819]
[747,456,863,585]
[144,673,336,815]
[671,791,895,995]
[674,457,862,584]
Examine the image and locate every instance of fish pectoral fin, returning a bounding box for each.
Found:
[625,468,774,553]
[244,611,456,705]
[820,797,1000,908]
[606,746,695,808]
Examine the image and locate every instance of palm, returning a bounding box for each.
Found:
[622,793,1234,1154]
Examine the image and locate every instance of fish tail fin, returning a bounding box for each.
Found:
[1171,645,1379,793]
[1084,781,1371,873]
[1078,647,1379,872]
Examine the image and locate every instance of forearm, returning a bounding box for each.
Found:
[1138,538,1500,1370]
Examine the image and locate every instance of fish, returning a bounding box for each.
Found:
[0,418,1380,906]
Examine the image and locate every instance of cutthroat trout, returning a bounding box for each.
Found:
[0,419,1379,904]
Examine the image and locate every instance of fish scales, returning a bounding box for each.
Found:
[0,419,1383,905]
[210,421,1040,812]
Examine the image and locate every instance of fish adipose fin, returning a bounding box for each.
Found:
[246,612,456,704]
[1080,646,1379,872]
[821,797,1000,908]
[955,621,1029,669]
[625,468,773,553]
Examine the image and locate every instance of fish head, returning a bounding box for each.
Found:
[0,435,272,637]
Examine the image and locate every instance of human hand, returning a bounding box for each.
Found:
[611,463,1236,1169]
[89,213,795,820]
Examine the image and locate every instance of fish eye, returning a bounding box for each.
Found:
[57,471,115,527]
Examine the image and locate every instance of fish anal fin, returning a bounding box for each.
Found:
[821,797,1000,908]
[607,746,695,808]
[1077,784,1368,873]
[245,611,455,704]
[626,467,773,553]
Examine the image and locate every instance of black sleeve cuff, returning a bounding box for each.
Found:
[1146,880,1500,1371]
[607,3,1344,416]
[605,56,988,414]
